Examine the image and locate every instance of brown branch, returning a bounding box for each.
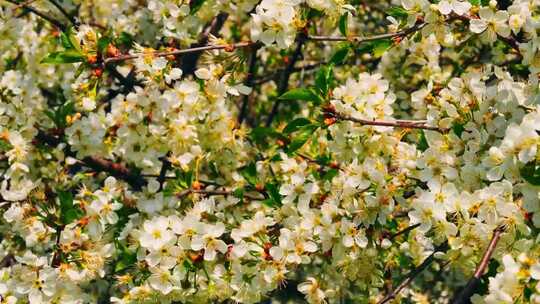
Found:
[177,188,264,200]
[5,0,67,30]
[104,41,258,65]
[451,226,505,304]
[238,44,260,125]
[180,12,228,75]
[157,152,172,192]
[389,223,421,240]
[81,156,146,190]
[35,130,147,190]
[48,0,78,27]
[265,36,305,126]
[0,254,15,269]
[308,22,426,42]
[331,112,445,132]
[378,250,439,304]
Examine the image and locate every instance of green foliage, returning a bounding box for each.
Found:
[58,191,83,225]
[286,124,319,154]
[240,162,258,185]
[44,101,75,129]
[190,0,207,14]
[386,6,408,19]
[338,13,349,37]
[114,242,137,272]
[41,51,85,64]
[283,118,312,134]
[279,88,324,104]
[315,65,334,97]
[43,27,85,64]
[521,162,540,186]
[357,38,393,58]
[263,183,282,207]
[330,44,351,65]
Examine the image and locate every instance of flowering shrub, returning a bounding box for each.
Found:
[1,0,540,303]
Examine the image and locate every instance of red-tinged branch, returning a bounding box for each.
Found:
[176,188,264,200]
[378,249,440,304]
[451,226,505,304]
[35,130,147,190]
[331,112,445,132]
[103,41,259,64]
[308,22,426,43]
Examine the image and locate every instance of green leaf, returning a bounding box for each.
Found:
[240,162,257,185]
[115,243,137,272]
[233,188,244,200]
[60,28,81,51]
[521,162,540,186]
[250,127,286,147]
[330,44,350,65]
[338,13,348,37]
[58,191,83,225]
[190,0,206,14]
[41,51,85,64]
[265,183,282,207]
[279,88,323,104]
[468,0,480,5]
[418,130,429,152]
[372,39,392,58]
[98,36,111,54]
[283,118,311,134]
[116,32,134,48]
[357,38,393,58]
[452,122,465,137]
[386,6,409,19]
[322,168,339,181]
[175,169,194,189]
[315,65,333,97]
[286,124,319,153]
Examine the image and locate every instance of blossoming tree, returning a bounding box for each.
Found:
[0,0,540,303]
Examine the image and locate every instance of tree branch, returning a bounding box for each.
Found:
[48,0,78,27]
[308,22,425,42]
[179,12,229,75]
[378,250,438,304]
[265,36,305,126]
[330,112,445,132]
[451,226,505,304]
[238,45,260,125]
[177,188,264,200]
[104,41,258,65]
[5,0,67,30]
[35,130,147,190]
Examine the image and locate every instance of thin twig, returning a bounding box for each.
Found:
[176,188,264,200]
[378,249,439,304]
[5,0,66,30]
[103,41,259,64]
[390,223,421,240]
[48,0,78,27]
[451,226,505,304]
[331,112,445,132]
[308,22,425,42]
[180,12,229,75]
